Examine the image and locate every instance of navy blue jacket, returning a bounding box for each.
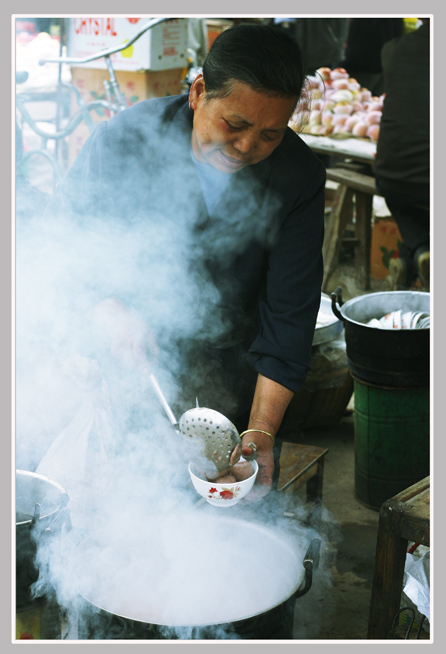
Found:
[50,94,325,418]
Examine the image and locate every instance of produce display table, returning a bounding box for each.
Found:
[299,133,376,164]
[367,476,430,639]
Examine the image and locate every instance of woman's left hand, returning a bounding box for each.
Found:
[240,430,275,502]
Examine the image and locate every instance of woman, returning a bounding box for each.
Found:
[46,23,326,501]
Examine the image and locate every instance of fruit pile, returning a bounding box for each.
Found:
[289,66,383,142]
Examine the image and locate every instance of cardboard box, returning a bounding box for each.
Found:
[370,215,403,279]
[66,17,188,72]
[206,19,233,49]
[68,66,184,167]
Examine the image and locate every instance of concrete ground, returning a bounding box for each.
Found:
[289,410,381,640]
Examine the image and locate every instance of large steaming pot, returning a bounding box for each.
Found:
[72,514,320,640]
[16,470,70,609]
[331,288,430,387]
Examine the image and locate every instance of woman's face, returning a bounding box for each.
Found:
[189,74,297,174]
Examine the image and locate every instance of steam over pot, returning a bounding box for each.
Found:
[72,515,321,640]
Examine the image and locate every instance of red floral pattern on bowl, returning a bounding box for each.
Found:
[208,486,242,501]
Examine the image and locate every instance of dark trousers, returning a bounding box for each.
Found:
[375,177,430,281]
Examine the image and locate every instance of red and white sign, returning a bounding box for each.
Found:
[66,17,188,71]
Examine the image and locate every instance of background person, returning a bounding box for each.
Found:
[337,18,403,96]
[374,18,430,290]
[272,17,349,76]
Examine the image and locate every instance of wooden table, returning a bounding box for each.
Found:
[297,133,379,291]
[322,166,383,291]
[367,477,430,639]
[277,442,329,503]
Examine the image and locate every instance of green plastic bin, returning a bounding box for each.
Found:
[354,378,430,510]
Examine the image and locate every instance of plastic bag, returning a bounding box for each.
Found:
[402,548,430,624]
[36,355,121,528]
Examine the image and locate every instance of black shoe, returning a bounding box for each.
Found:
[415,248,430,291]
[386,258,410,290]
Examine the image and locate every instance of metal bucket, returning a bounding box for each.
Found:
[353,377,430,510]
[331,288,430,387]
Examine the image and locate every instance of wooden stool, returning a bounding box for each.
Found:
[323,167,383,292]
[367,476,430,639]
[277,442,329,503]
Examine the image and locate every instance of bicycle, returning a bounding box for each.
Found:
[16,17,179,192]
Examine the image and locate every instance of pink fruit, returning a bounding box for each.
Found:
[309,110,322,125]
[332,78,350,90]
[333,102,353,115]
[332,114,348,126]
[322,100,336,112]
[316,67,332,81]
[331,67,349,80]
[359,89,372,102]
[352,121,368,138]
[368,102,383,112]
[322,111,334,127]
[305,76,320,90]
[367,124,380,141]
[348,78,360,89]
[366,111,382,126]
[345,114,362,131]
[352,100,365,113]
[311,99,324,111]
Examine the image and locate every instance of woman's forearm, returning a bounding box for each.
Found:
[247,373,294,438]
[239,373,294,500]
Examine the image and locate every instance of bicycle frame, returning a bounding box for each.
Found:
[38,17,172,115]
[16,17,174,191]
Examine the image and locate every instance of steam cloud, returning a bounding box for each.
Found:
[16,121,336,640]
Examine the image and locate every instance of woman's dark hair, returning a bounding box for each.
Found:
[202,24,305,100]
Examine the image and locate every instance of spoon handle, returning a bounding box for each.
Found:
[147,372,179,431]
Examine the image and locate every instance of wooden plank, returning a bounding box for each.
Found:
[322,184,354,292]
[354,192,373,289]
[387,476,430,503]
[278,465,317,493]
[325,167,382,196]
[367,506,409,639]
[277,443,329,493]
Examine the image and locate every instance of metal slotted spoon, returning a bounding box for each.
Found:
[178,407,242,472]
[148,372,256,473]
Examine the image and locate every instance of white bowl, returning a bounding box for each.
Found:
[188,457,259,507]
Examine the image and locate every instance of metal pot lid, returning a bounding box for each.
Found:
[74,513,307,627]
